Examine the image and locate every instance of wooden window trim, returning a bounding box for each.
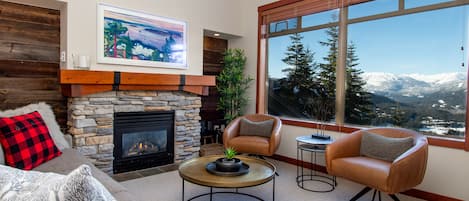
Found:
[257,0,469,151]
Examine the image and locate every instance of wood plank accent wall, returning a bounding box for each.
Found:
[0,2,66,129]
[201,36,227,121]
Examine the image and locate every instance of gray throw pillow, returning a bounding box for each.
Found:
[360,132,414,162]
[239,118,274,138]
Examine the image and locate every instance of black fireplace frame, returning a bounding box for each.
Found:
[113,111,174,174]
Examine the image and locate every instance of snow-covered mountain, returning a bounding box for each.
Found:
[362,72,467,97]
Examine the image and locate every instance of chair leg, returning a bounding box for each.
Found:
[389,194,400,201]
[371,189,382,201]
[350,187,372,201]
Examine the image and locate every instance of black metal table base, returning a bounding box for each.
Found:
[182,176,275,201]
[296,174,336,192]
[296,141,337,193]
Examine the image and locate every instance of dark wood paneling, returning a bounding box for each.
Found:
[203,64,223,75]
[203,50,224,65]
[0,18,60,45]
[0,2,65,130]
[0,77,58,90]
[0,41,59,62]
[0,60,59,77]
[203,37,228,52]
[0,1,60,26]
[0,89,64,103]
[201,36,227,121]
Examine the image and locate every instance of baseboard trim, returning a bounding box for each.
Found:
[271,154,463,201]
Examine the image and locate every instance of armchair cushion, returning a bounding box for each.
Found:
[239,118,274,138]
[360,132,413,162]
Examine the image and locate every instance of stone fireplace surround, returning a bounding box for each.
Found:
[67,90,202,174]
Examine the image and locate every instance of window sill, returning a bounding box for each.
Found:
[280,117,467,150]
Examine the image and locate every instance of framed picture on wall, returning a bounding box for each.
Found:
[97,4,187,69]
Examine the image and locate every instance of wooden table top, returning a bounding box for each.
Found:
[178,155,276,188]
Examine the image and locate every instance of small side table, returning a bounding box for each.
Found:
[296,135,337,192]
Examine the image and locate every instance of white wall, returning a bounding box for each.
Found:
[229,0,276,114]
[60,0,248,75]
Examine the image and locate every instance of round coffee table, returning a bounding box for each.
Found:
[178,155,276,201]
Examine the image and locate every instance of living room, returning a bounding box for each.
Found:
[0,0,468,200]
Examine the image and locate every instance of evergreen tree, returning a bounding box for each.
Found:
[281,33,318,116]
[345,42,374,124]
[317,26,339,120]
[392,103,405,126]
[318,24,373,123]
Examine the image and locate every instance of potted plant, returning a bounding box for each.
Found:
[215,147,242,172]
[217,48,253,123]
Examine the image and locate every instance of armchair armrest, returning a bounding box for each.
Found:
[388,139,428,193]
[269,117,282,155]
[325,131,363,173]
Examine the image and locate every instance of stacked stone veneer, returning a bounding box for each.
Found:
[67,91,202,174]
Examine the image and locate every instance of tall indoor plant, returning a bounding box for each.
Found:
[217,48,253,123]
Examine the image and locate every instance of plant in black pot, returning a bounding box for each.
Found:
[215,147,242,172]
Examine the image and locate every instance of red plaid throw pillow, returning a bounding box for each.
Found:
[0,111,62,170]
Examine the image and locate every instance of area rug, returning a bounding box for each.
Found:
[121,160,422,201]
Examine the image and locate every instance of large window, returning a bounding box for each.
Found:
[261,0,468,140]
[346,6,468,139]
[268,28,336,122]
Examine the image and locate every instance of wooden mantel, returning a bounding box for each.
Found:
[60,70,216,97]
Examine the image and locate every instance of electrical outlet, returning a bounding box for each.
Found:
[60,51,67,62]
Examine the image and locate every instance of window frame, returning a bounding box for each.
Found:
[257,0,469,150]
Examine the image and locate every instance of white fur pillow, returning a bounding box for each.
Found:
[0,164,115,201]
[0,102,70,165]
[58,164,115,201]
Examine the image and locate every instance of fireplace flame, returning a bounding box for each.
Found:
[126,141,161,157]
[139,142,143,150]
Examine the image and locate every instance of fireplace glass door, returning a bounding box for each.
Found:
[122,129,167,158]
[113,111,174,173]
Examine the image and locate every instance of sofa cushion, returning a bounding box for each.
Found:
[0,102,71,165]
[239,118,274,138]
[360,132,414,162]
[34,149,132,200]
[0,111,62,170]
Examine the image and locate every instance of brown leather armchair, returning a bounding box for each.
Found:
[325,127,428,201]
[223,114,282,156]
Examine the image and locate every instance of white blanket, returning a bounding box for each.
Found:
[0,164,115,201]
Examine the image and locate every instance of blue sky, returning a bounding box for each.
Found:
[268,1,468,79]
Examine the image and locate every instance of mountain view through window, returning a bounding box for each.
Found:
[267,4,468,139]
